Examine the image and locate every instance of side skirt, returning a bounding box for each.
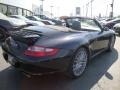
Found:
[90,48,108,59]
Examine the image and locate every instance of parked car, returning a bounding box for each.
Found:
[2,17,115,78]
[103,18,120,29]
[35,15,63,26]
[26,16,55,25]
[9,15,45,26]
[0,13,27,41]
[35,14,50,20]
[113,23,120,35]
[50,19,62,26]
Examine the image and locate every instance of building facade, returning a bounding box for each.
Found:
[0,0,41,16]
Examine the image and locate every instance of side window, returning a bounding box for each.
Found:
[28,17,35,21]
[0,4,7,15]
[81,19,101,31]
[66,18,80,27]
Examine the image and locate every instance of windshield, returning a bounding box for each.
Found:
[65,18,101,31]
[33,16,41,21]
[17,16,29,21]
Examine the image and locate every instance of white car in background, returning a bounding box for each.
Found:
[26,16,55,25]
[9,15,45,26]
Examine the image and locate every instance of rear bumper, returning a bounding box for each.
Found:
[2,49,72,74]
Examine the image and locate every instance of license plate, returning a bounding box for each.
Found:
[8,55,14,65]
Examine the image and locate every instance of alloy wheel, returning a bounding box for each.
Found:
[72,48,88,77]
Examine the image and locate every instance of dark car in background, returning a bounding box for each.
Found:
[113,23,120,35]
[103,18,120,29]
[35,15,63,26]
[0,13,27,41]
[2,17,115,78]
[50,19,63,26]
[35,15,50,20]
[9,15,45,26]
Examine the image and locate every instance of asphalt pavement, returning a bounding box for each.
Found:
[0,36,120,90]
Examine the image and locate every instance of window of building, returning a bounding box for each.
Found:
[7,6,18,15]
[0,3,33,16]
[26,11,31,16]
[18,8,22,15]
[29,12,33,16]
[23,9,27,16]
[0,4,7,14]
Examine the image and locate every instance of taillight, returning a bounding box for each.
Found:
[24,46,59,57]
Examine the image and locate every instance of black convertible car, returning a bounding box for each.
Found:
[2,17,116,78]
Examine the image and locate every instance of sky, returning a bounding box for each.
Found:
[40,0,120,17]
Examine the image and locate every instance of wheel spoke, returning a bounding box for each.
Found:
[72,48,88,76]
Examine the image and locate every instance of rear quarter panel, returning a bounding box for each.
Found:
[35,32,90,51]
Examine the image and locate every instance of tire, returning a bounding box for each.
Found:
[66,47,88,78]
[0,27,7,42]
[107,35,115,52]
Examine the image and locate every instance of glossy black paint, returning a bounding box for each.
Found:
[2,17,116,74]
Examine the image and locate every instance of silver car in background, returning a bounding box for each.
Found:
[9,15,45,26]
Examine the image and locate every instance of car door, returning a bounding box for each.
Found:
[89,31,110,55]
[80,18,110,55]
